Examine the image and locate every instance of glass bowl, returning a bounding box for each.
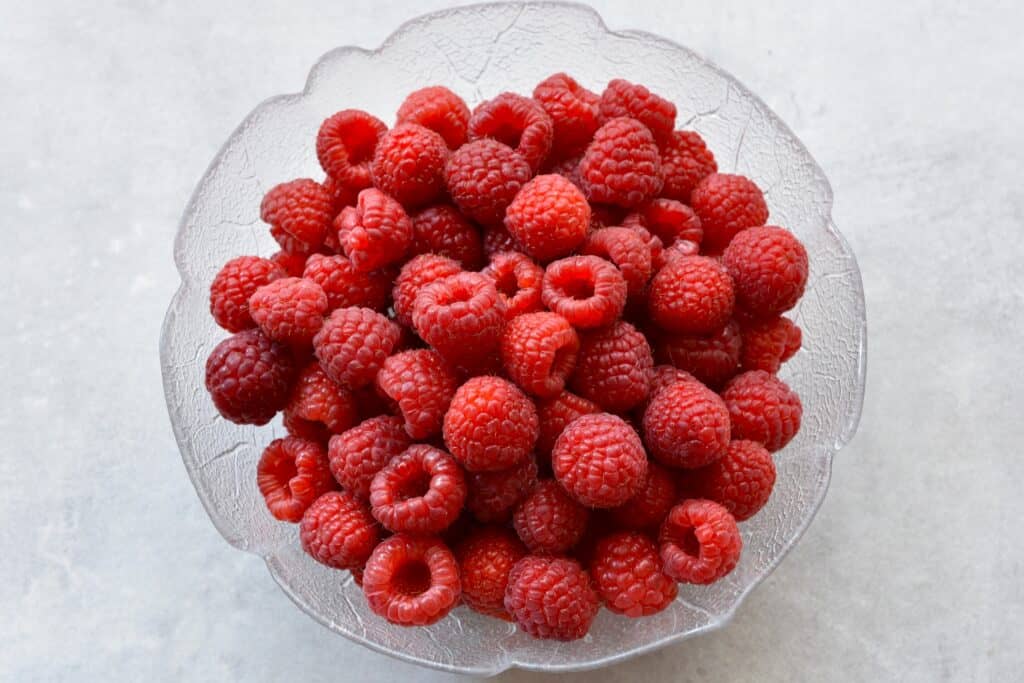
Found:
[160,1,866,674]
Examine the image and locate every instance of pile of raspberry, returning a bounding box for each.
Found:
[204,75,808,641]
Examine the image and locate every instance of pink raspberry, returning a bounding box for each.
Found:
[469,92,554,172]
[375,349,458,439]
[501,312,579,398]
[205,329,296,425]
[313,307,401,389]
[370,444,466,534]
[659,499,742,584]
[328,416,411,500]
[371,123,449,208]
[570,321,653,413]
[643,380,730,469]
[505,174,590,262]
[721,370,802,451]
[541,255,627,329]
[579,117,663,208]
[443,376,538,472]
[334,188,413,272]
[409,204,484,269]
[256,436,335,523]
[659,130,717,202]
[260,178,334,252]
[248,277,328,347]
[209,256,285,332]
[722,226,809,318]
[532,72,601,158]
[300,490,380,570]
[690,173,768,253]
[552,413,647,508]
[504,556,599,640]
[598,78,676,145]
[513,480,589,554]
[648,255,735,335]
[445,139,532,226]
[316,109,387,189]
[396,85,471,149]
[302,253,391,313]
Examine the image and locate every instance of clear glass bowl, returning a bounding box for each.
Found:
[160,2,866,674]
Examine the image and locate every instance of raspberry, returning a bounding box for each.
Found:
[376,349,458,439]
[362,534,461,626]
[302,253,391,313]
[482,223,524,257]
[607,462,677,530]
[322,174,360,216]
[579,117,663,208]
[335,188,413,272]
[284,362,358,442]
[369,444,467,534]
[269,224,316,257]
[598,79,676,145]
[541,256,627,329]
[591,531,677,617]
[643,380,730,468]
[739,316,801,373]
[722,226,809,318]
[391,254,463,327]
[629,198,703,246]
[371,123,449,208]
[469,92,554,172]
[581,227,653,298]
[552,413,647,508]
[648,256,734,335]
[659,130,717,202]
[646,364,699,402]
[659,499,742,584]
[570,321,653,413]
[300,490,380,569]
[443,376,538,472]
[590,203,628,230]
[513,480,589,554]
[409,204,484,269]
[316,109,387,189]
[542,153,583,189]
[532,73,601,158]
[535,390,601,463]
[328,416,411,500]
[505,174,590,262]
[693,440,776,521]
[256,436,334,522]
[504,556,599,640]
[205,329,296,425]
[501,312,579,398]
[465,456,538,523]
[624,222,666,271]
[662,239,701,264]
[721,370,802,451]
[270,250,308,277]
[260,179,334,252]
[313,307,401,389]
[247,277,328,347]
[655,320,742,388]
[210,256,285,332]
[481,251,544,320]
[412,272,506,368]
[446,139,532,226]
[456,526,527,618]
[690,173,768,253]
[396,85,471,149]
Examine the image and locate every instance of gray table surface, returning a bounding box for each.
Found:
[3,1,1022,680]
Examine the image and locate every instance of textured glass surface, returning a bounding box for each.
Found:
[160,2,866,674]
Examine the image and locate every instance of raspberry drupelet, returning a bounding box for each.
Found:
[334,188,413,272]
[369,444,467,534]
[570,321,653,413]
[579,117,663,208]
[721,370,802,451]
[456,526,527,619]
[362,534,461,626]
[210,256,285,332]
[481,251,545,320]
[504,556,600,641]
[469,92,554,172]
[256,436,335,523]
[300,490,380,570]
[302,253,391,313]
[371,123,449,208]
[504,174,591,262]
[395,85,471,149]
[722,226,809,318]
[643,379,731,469]
[591,531,678,617]
[316,109,387,190]
[465,455,538,523]
[693,440,776,521]
[205,329,296,425]
[552,413,648,508]
[501,312,579,398]
[409,204,484,269]
[445,139,532,226]
[659,499,742,584]
[328,416,412,500]
[375,349,458,439]
[313,306,401,390]
[541,255,628,329]
[513,480,589,554]
[443,376,538,472]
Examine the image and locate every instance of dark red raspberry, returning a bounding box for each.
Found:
[396,85,471,149]
[739,316,802,373]
[607,462,677,530]
[362,534,461,626]
[659,499,742,584]
[643,380,730,469]
[321,174,360,216]
[465,455,538,523]
[412,272,506,368]
[369,444,466,534]
[376,349,458,439]
[284,362,357,442]
[270,250,308,277]
[391,254,462,327]
[302,253,391,313]
[722,226,809,318]
[591,531,677,617]
[534,391,601,463]
[721,370,802,451]
[590,203,628,230]
[655,320,742,388]
[328,415,411,500]
[482,223,524,257]
[504,174,590,262]
[532,72,601,158]
[598,79,676,145]
[481,251,544,320]
[469,92,554,172]
[630,198,703,246]
[513,480,589,554]
[445,139,532,226]
[371,123,449,208]
[693,440,776,521]
[690,173,768,253]
[648,256,734,335]
[256,436,334,522]
[260,179,334,252]
[335,188,413,272]
[504,556,599,640]
[409,204,484,269]
[579,117,663,208]
[210,256,285,332]
[316,109,387,189]
[571,321,653,413]
[541,256,627,329]
[313,307,400,389]
[582,227,653,298]
[443,376,538,472]
[248,277,328,347]
[300,490,380,569]
[501,312,579,398]
[552,413,647,508]
[659,130,717,202]
[456,526,527,619]
[205,329,296,425]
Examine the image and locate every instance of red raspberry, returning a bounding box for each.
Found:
[591,531,678,617]
[690,173,768,253]
[623,222,666,271]
[481,251,544,320]
[535,391,601,463]
[396,85,470,149]
[391,254,462,327]
[541,256,627,329]
[643,380,730,469]
[656,320,742,388]
[590,203,628,230]
[445,140,532,226]
[648,256,734,335]
[313,307,400,389]
[412,272,506,368]
[335,188,413,272]
[469,92,554,172]
[693,440,776,521]
[482,223,524,257]
[505,174,590,262]
[362,534,461,626]
[300,490,380,569]
[513,480,589,554]
[369,444,466,534]
[607,462,677,530]
[598,79,676,145]
[501,312,579,398]
[456,526,527,619]
[570,321,653,413]
[552,413,647,508]
[284,362,358,442]
[659,130,717,202]
[371,123,449,208]
[465,456,538,523]
[532,72,601,158]
[721,370,802,451]
[645,364,699,404]
[248,277,328,347]
[269,224,316,257]
[659,499,742,584]
[581,227,653,298]
[443,376,538,472]
[302,253,391,313]
[542,153,583,189]
[328,415,411,500]
[628,198,703,246]
[579,117,663,208]
[662,239,701,265]
[322,174,360,216]
[316,109,387,189]
[270,250,308,277]
[739,316,802,373]
[209,256,285,332]
[376,349,458,439]
[256,436,334,522]
[722,226,809,318]
[409,204,484,269]
[205,329,296,425]
[260,179,334,252]
[504,556,599,640]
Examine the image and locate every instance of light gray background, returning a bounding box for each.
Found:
[2,1,1021,681]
